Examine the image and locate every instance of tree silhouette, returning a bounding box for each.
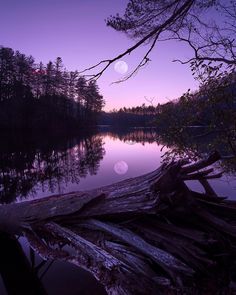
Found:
[0,46,105,131]
[81,0,236,82]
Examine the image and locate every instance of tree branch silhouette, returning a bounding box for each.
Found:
[81,0,236,82]
[79,0,194,82]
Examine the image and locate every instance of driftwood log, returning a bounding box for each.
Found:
[1,151,236,294]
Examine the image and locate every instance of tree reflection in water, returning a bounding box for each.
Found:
[101,126,236,174]
[0,135,105,203]
[157,128,236,174]
[1,128,236,295]
[1,127,236,204]
[102,128,158,145]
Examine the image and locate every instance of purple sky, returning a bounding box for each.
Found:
[0,0,198,110]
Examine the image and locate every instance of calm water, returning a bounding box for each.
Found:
[0,128,236,294]
[0,128,235,204]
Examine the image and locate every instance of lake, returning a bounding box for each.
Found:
[0,127,235,204]
[0,127,236,294]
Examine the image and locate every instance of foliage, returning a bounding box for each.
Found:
[99,104,160,127]
[107,0,236,78]
[156,71,236,134]
[83,0,236,82]
[154,71,236,165]
[0,46,105,131]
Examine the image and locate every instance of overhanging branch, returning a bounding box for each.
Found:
[79,0,194,82]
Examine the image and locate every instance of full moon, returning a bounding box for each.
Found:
[114,61,128,74]
[114,161,129,175]
[125,140,136,145]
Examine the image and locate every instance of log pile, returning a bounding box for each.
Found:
[1,151,236,294]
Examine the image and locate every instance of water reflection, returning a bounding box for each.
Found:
[0,135,105,203]
[1,127,236,204]
[1,128,236,294]
[157,128,236,198]
[103,128,158,144]
[0,234,107,295]
[0,128,162,294]
[158,129,236,167]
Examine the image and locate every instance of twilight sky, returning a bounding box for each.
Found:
[0,0,198,111]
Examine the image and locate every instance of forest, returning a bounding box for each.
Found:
[0,46,105,133]
[99,105,159,127]
[100,70,236,133]
[155,72,236,134]
[2,46,235,134]
[1,0,236,294]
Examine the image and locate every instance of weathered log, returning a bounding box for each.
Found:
[1,151,236,294]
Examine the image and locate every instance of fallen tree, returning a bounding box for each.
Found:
[1,151,236,294]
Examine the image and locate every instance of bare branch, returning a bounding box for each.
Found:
[81,0,236,82]
[81,0,194,82]
[111,32,159,84]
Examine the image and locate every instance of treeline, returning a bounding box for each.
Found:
[155,72,236,135]
[99,105,160,127]
[0,46,105,133]
[114,105,160,115]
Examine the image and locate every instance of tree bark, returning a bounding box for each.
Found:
[0,151,236,294]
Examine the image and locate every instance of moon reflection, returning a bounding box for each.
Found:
[114,161,129,175]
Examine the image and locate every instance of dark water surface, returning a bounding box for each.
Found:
[0,128,236,294]
[0,128,235,204]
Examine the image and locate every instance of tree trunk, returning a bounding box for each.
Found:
[0,151,236,294]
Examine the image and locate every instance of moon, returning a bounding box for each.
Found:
[114,161,129,175]
[125,140,136,145]
[114,61,128,74]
